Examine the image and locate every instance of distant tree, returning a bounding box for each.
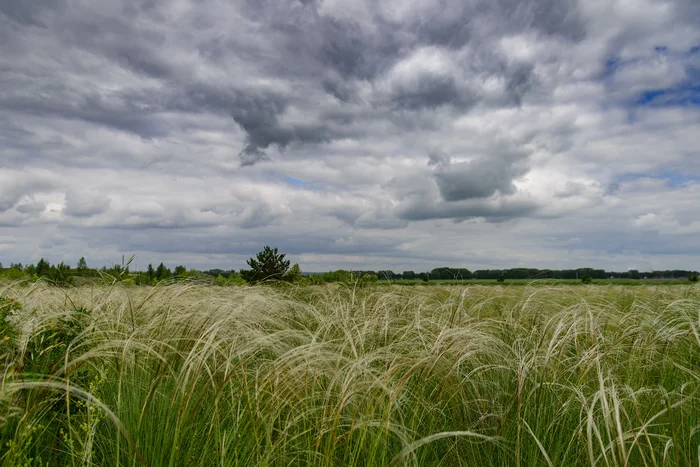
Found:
[310,269,353,284]
[581,275,593,284]
[155,262,171,280]
[52,262,73,286]
[174,265,187,276]
[147,264,155,279]
[284,263,303,283]
[360,273,379,285]
[101,255,135,282]
[36,258,51,276]
[77,257,88,271]
[377,270,399,280]
[0,267,27,280]
[497,273,505,283]
[244,246,290,283]
[421,272,430,282]
[689,273,699,283]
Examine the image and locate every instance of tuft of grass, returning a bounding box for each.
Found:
[1,281,699,466]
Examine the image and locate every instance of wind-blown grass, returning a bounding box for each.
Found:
[1,282,699,466]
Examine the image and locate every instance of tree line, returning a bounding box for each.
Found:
[1,248,698,286]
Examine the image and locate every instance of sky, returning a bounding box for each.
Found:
[1,0,699,273]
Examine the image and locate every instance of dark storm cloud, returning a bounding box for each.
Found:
[0,0,583,168]
[397,196,538,222]
[0,0,64,27]
[388,74,474,111]
[394,0,586,48]
[431,149,530,201]
[505,64,538,106]
[0,90,172,139]
[316,16,397,80]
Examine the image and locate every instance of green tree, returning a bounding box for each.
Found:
[51,262,73,286]
[245,246,290,283]
[689,273,699,283]
[360,273,378,286]
[36,258,51,277]
[581,275,593,284]
[174,265,187,276]
[155,263,171,280]
[283,263,303,283]
[147,264,155,279]
[77,257,88,271]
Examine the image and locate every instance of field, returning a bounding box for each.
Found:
[1,282,699,466]
[378,279,692,287]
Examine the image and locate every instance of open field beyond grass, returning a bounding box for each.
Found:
[1,282,699,466]
[378,279,694,286]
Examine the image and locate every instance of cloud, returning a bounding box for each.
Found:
[397,195,539,223]
[63,190,111,218]
[432,149,530,201]
[0,174,56,213]
[0,0,699,271]
[15,202,46,215]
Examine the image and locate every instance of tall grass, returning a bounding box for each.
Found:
[1,282,699,466]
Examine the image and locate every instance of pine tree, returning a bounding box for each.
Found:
[245,246,290,283]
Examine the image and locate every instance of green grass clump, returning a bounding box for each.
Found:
[1,282,699,466]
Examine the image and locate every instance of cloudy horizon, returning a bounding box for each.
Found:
[1,0,699,272]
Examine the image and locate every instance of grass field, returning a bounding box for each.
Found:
[379,279,693,286]
[1,281,699,466]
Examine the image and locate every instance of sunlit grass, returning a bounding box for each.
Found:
[1,282,699,466]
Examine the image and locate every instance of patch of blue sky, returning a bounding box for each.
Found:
[616,171,698,187]
[635,84,700,107]
[282,175,351,192]
[604,45,700,108]
[284,176,305,187]
[283,175,322,191]
[601,56,621,80]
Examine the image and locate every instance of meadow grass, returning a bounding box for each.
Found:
[1,281,699,466]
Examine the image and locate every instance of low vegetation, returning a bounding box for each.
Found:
[2,248,698,287]
[1,281,699,466]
